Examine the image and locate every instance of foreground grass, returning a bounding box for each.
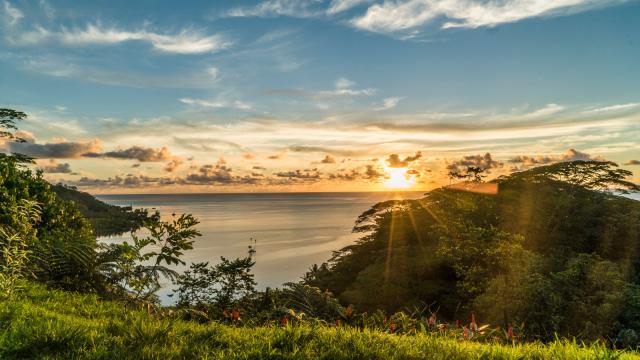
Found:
[0,284,638,359]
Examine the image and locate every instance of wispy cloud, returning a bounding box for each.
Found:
[2,1,23,27]
[58,24,230,54]
[7,22,230,54]
[350,0,626,36]
[225,0,323,18]
[583,103,640,114]
[179,98,252,110]
[327,0,372,14]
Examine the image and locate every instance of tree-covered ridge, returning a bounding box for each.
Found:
[305,161,640,343]
[52,184,149,237]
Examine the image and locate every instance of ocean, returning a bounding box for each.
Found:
[96,191,424,301]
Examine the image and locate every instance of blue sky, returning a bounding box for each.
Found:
[1,0,639,192]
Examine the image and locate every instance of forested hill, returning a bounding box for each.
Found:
[51,184,148,237]
[305,160,640,342]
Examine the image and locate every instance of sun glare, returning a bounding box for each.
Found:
[383,167,415,189]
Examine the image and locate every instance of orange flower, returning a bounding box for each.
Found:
[231,308,240,321]
[463,326,469,340]
[389,323,396,333]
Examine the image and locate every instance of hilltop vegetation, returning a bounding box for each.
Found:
[305,161,640,343]
[51,184,148,237]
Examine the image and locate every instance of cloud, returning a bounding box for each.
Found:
[521,103,565,119]
[625,160,640,165]
[319,155,336,164]
[9,22,230,54]
[364,164,386,179]
[83,146,172,162]
[2,1,23,27]
[9,137,101,159]
[183,161,262,185]
[509,148,602,168]
[327,0,371,14]
[268,78,376,100]
[446,152,503,172]
[386,151,422,168]
[584,103,640,114]
[317,78,376,98]
[225,0,322,18]
[179,98,252,110]
[350,0,623,36]
[274,168,321,179]
[71,174,176,188]
[376,97,402,111]
[37,160,72,174]
[164,158,184,172]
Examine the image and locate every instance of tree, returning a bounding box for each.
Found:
[176,252,257,312]
[99,213,200,302]
[0,108,33,164]
[506,160,639,193]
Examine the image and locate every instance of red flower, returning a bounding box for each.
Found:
[336,319,342,327]
[389,323,396,333]
[463,326,469,340]
[507,326,514,341]
[470,313,478,332]
[455,320,460,328]
[280,315,289,326]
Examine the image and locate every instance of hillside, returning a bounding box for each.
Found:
[305,161,640,342]
[1,282,637,360]
[51,184,148,237]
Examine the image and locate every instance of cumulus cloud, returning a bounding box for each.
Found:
[350,0,623,35]
[376,97,402,111]
[274,168,321,179]
[509,148,602,168]
[319,155,336,164]
[9,137,101,159]
[364,164,386,179]
[37,160,72,174]
[386,151,422,168]
[84,146,172,162]
[164,158,184,172]
[446,152,503,172]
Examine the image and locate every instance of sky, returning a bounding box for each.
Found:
[1,0,639,193]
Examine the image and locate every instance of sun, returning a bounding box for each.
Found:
[383,167,415,189]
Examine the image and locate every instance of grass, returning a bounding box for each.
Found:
[1,284,639,359]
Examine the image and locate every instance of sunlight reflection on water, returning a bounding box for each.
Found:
[96,191,423,303]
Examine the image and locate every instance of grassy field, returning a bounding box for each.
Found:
[0,284,638,359]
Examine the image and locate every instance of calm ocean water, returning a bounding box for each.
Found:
[96,191,424,301]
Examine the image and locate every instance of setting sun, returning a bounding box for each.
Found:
[383,167,415,189]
